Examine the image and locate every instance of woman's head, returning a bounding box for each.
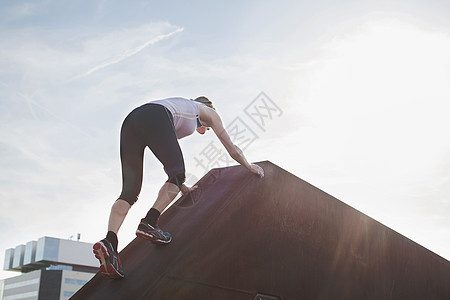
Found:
[194,96,215,110]
[194,96,214,135]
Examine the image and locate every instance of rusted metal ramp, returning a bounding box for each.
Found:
[72,161,450,299]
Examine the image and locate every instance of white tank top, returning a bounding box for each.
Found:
[150,97,200,139]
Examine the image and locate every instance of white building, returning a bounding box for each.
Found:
[2,237,98,300]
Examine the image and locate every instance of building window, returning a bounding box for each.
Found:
[3,291,39,300]
[65,278,88,285]
[63,291,75,297]
[4,278,40,290]
[48,264,73,271]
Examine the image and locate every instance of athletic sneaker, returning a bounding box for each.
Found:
[93,239,124,279]
[136,219,172,244]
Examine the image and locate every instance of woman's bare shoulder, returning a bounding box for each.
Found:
[199,105,220,125]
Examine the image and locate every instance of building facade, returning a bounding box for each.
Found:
[2,237,98,300]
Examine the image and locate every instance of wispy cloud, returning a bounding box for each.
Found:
[74,27,184,80]
[15,91,93,138]
[6,0,50,20]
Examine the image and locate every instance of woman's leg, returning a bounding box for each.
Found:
[108,199,131,234]
[94,107,147,279]
[110,111,146,236]
[145,106,186,217]
[135,105,185,243]
[153,182,181,212]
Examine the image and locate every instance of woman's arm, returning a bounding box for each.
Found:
[199,105,264,177]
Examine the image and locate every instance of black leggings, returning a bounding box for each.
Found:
[118,103,185,206]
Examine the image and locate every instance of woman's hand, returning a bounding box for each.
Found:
[181,184,198,196]
[249,164,264,178]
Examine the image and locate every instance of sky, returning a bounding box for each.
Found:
[0,0,449,280]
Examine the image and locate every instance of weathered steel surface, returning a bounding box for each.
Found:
[73,161,450,300]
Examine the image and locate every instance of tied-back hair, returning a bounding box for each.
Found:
[193,96,215,110]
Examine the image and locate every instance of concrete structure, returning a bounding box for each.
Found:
[73,161,450,299]
[2,237,97,300]
[2,269,93,299]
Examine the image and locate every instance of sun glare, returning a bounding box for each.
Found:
[295,16,450,177]
[329,19,450,100]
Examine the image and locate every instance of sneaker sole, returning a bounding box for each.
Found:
[136,230,172,244]
[93,242,124,279]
